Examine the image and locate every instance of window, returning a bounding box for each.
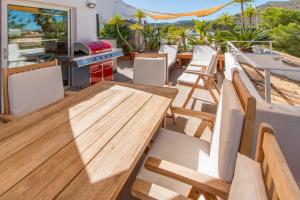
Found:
[7,5,69,67]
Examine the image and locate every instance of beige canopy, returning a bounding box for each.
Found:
[142,1,233,20]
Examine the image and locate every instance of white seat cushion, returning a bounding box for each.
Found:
[8,65,64,117]
[229,154,268,200]
[137,128,210,196]
[134,57,167,86]
[186,65,206,73]
[177,73,204,87]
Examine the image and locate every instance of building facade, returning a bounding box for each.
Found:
[96,0,137,22]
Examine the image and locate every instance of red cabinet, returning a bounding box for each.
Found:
[90,60,113,85]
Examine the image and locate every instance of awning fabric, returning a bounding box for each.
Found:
[142,1,233,20]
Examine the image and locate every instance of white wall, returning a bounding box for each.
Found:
[96,0,136,22]
[32,0,98,42]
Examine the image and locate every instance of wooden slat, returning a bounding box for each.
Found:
[262,132,300,200]
[1,92,152,199]
[0,90,133,195]
[101,81,178,99]
[131,179,192,200]
[56,95,171,199]
[144,157,230,199]
[0,88,117,163]
[232,71,257,157]
[172,107,216,122]
[6,60,58,75]
[0,82,113,141]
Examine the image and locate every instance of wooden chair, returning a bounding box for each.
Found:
[159,45,178,69]
[134,52,177,125]
[176,70,256,152]
[132,123,300,200]
[0,60,68,123]
[178,52,221,107]
[131,70,257,199]
[134,53,169,85]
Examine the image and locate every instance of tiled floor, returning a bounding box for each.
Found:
[115,59,219,199]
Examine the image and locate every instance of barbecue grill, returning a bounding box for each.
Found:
[61,40,123,89]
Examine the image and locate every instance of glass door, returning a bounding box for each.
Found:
[1,0,71,68]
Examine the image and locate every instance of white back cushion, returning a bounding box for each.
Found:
[205,52,218,75]
[229,154,268,200]
[193,45,214,62]
[209,80,245,182]
[8,65,65,117]
[134,57,167,86]
[159,45,178,63]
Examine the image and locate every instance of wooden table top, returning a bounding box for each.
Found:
[0,82,178,199]
[176,52,193,58]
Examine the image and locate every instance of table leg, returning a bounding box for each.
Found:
[178,58,182,67]
[264,69,271,103]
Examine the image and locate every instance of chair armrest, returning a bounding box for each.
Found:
[172,107,216,122]
[185,71,214,78]
[145,157,231,199]
[0,114,17,123]
[131,179,192,200]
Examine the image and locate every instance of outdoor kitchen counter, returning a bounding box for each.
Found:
[0,82,178,199]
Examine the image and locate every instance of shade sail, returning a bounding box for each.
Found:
[142,1,233,20]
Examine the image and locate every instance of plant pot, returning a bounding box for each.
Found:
[119,55,131,60]
[130,51,138,60]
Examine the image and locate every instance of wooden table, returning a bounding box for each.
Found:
[177,52,193,67]
[0,82,178,199]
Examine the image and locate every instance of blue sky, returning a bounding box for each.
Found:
[123,0,288,22]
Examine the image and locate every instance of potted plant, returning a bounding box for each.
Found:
[109,15,134,55]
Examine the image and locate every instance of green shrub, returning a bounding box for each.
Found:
[271,23,300,57]
[260,7,300,29]
[100,23,131,54]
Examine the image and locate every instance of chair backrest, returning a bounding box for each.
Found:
[2,60,65,116]
[205,52,218,75]
[159,45,178,63]
[209,70,256,182]
[255,124,300,200]
[192,45,214,62]
[134,54,167,86]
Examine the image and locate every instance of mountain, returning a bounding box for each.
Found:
[258,0,300,10]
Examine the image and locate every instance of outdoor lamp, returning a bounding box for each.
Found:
[87,0,96,9]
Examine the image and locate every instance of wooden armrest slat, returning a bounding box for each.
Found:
[185,71,213,77]
[172,107,216,122]
[131,179,192,200]
[145,157,230,199]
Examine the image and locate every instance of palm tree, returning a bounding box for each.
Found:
[218,13,235,29]
[194,20,208,44]
[245,4,256,27]
[235,0,254,30]
[174,27,192,51]
[134,10,146,25]
[109,15,133,50]
[225,28,269,51]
